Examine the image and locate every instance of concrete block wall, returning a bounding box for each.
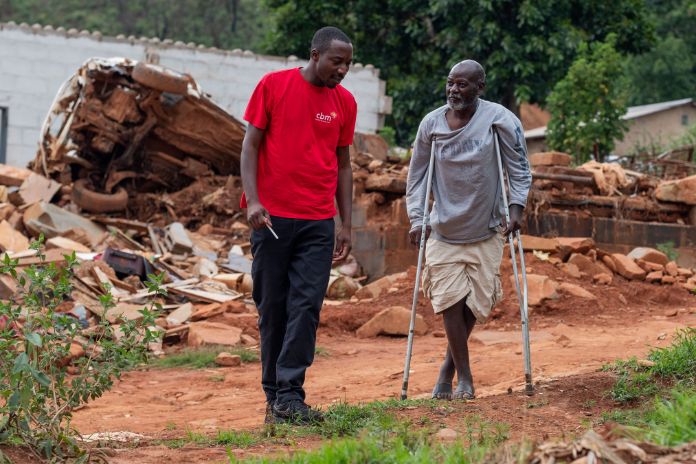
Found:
[351,197,417,281]
[0,22,392,168]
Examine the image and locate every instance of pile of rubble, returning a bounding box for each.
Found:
[520,234,696,306]
[528,151,696,224]
[510,429,696,464]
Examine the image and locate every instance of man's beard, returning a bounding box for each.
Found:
[447,99,466,111]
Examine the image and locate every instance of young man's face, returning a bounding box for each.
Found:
[313,40,353,88]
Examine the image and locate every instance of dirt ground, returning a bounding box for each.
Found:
[60,255,696,463]
[0,251,671,463]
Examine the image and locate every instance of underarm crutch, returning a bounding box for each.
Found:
[493,129,534,396]
[401,137,436,400]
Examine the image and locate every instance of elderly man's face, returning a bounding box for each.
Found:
[446,67,483,110]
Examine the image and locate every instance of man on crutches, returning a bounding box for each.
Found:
[404,60,532,400]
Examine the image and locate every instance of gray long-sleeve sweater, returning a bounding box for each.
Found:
[406,99,532,244]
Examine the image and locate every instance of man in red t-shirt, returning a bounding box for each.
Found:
[240,26,357,425]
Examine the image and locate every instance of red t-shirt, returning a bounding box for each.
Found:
[241,68,358,219]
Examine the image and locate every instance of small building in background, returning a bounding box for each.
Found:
[524,98,696,157]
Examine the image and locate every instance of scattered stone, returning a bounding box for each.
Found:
[213,273,243,290]
[327,274,361,299]
[528,151,572,167]
[664,309,678,317]
[636,359,655,367]
[240,334,257,346]
[645,271,663,283]
[355,272,406,299]
[677,267,693,278]
[0,274,18,299]
[46,236,92,253]
[559,283,597,300]
[192,258,218,278]
[513,274,559,306]
[166,303,193,326]
[0,163,33,186]
[593,273,612,285]
[557,237,595,257]
[0,220,29,253]
[215,352,241,367]
[356,306,427,338]
[661,275,676,285]
[560,263,582,279]
[219,300,248,313]
[664,261,679,277]
[521,235,559,253]
[555,334,571,347]
[567,254,607,277]
[435,428,458,441]
[611,254,646,281]
[187,322,242,347]
[190,303,225,321]
[618,294,628,305]
[104,303,145,324]
[433,330,446,338]
[18,173,62,205]
[627,247,669,266]
[601,255,617,273]
[638,260,664,272]
[655,174,696,204]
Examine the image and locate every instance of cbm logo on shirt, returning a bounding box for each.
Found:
[315,111,337,124]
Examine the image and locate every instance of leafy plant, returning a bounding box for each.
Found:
[656,241,679,262]
[547,34,630,162]
[0,237,163,461]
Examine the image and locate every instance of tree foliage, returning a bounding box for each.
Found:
[262,0,654,144]
[624,0,696,105]
[0,0,266,50]
[546,36,629,162]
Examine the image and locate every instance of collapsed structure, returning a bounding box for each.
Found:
[1,59,696,365]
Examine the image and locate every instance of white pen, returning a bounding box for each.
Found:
[265,223,279,239]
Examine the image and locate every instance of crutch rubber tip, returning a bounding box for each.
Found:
[525,384,534,396]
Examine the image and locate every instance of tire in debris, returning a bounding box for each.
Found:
[72,179,129,213]
[132,62,191,95]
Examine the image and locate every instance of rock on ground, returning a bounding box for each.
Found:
[356,306,427,338]
[611,254,646,281]
[187,322,242,347]
[627,247,668,266]
[215,352,241,367]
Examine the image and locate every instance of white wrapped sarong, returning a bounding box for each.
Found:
[422,234,504,323]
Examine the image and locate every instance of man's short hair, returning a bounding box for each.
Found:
[311,26,351,53]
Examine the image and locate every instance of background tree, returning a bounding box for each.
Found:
[623,0,696,105]
[546,36,629,163]
[0,0,266,50]
[262,0,654,144]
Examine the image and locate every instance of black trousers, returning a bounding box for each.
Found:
[251,216,334,405]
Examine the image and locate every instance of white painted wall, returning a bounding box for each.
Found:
[0,22,392,167]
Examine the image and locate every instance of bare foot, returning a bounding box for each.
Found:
[453,381,475,400]
[432,383,453,400]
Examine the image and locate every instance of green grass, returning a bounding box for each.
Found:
[314,346,330,357]
[647,328,696,385]
[151,346,259,369]
[237,412,511,464]
[644,389,696,446]
[160,429,259,449]
[601,328,696,447]
[604,329,696,403]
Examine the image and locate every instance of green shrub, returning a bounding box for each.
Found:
[0,238,163,461]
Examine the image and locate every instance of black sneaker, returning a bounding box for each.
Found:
[272,400,324,425]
